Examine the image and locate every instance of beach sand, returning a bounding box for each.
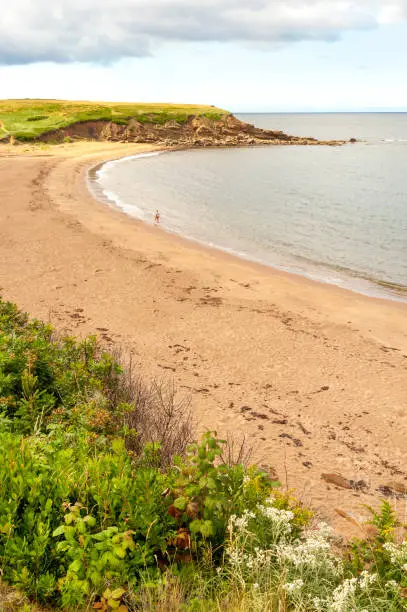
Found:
[1,141,406,536]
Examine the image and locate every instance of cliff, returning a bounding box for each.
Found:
[38,114,345,147]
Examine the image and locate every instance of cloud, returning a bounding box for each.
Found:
[1,0,406,65]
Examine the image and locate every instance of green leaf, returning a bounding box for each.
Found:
[111,587,126,599]
[69,558,83,574]
[200,520,215,538]
[113,546,126,559]
[206,477,216,490]
[189,519,203,534]
[204,496,217,511]
[199,476,208,489]
[173,496,187,511]
[52,525,65,537]
[111,438,125,454]
[84,515,97,527]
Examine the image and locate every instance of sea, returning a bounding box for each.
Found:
[89,113,407,302]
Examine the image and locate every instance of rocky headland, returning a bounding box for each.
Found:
[38,113,346,147]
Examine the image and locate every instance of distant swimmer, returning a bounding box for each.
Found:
[154,209,160,223]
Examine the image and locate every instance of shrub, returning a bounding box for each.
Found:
[1,297,407,610]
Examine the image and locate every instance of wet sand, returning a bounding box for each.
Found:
[1,141,406,536]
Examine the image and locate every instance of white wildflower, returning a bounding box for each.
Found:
[383,541,407,566]
[228,548,243,568]
[228,510,256,532]
[258,503,294,523]
[276,520,340,575]
[253,582,259,590]
[359,570,377,589]
[403,563,407,572]
[329,577,358,612]
[256,502,295,539]
[283,578,304,593]
[385,580,399,590]
[313,597,326,611]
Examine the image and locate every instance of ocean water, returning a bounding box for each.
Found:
[90,113,407,302]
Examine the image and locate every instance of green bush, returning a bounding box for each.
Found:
[1,296,407,611]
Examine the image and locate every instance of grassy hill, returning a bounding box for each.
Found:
[0,99,228,141]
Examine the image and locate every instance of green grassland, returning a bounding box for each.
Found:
[0,99,229,141]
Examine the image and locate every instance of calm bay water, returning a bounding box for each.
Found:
[90,113,407,302]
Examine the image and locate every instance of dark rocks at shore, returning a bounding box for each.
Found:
[36,114,346,147]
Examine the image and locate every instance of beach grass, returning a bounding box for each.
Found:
[0,99,229,141]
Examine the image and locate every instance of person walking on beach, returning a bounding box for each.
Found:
[154,209,160,224]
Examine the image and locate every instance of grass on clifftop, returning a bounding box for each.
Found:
[0,99,229,141]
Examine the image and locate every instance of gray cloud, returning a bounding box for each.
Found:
[1,0,406,65]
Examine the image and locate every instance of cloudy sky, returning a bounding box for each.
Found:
[1,0,406,111]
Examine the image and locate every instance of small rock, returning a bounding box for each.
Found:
[350,479,368,492]
[240,405,251,413]
[382,481,407,495]
[252,412,269,420]
[279,433,303,447]
[321,473,352,489]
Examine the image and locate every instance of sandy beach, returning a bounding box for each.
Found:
[1,141,406,536]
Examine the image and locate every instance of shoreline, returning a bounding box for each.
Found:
[1,140,406,537]
[89,147,407,305]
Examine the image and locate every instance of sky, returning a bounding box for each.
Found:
[1,0,406,112]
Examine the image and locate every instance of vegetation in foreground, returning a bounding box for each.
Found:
[0,297,406,611]
[0,100,228,142]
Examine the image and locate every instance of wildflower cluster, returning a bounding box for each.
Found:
[257,503,294,539]
[228,510,256,533]
[383,541,407,570]
[223,498,407,611]
[226,499,297,588]
[276,521,340,575]
[329,570,378,611]
[283,578,304,593]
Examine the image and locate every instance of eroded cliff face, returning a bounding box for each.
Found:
[38,114,345,146]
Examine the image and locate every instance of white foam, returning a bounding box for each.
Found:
[96,151,161,178]
[102,189,146,219]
